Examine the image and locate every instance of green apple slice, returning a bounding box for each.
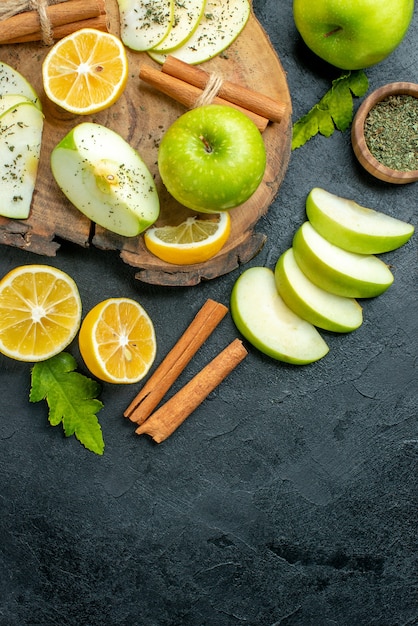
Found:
[231,266,329,365]
[51,122,160,237]
[152,0,206,53]
[275,248,363,333]
[306,187,415,254]
[0,61,41,109]
[118,0,174,51]
[0,94,34,116]
[0,101,44,220]
[293,222,394,298]
[148,0,251,65]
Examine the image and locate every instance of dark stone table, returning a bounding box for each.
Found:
[1,2,417,624]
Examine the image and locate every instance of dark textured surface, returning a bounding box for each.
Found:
[1,2,417,625]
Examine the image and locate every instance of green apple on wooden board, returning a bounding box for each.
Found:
[292,221,394,298]
[51,123,160,237]
[293,0,414,69]
[158,104,266,213]
[231,267,329,365]
[275,248,363,333]
[306,188,415,254]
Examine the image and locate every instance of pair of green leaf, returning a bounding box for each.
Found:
[30,352,104,455]
[292,70,369,150]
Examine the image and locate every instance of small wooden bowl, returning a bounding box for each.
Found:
[351,82,418,184]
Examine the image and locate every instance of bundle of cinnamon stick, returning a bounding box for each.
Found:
[124,299,248,444]
[139,56,287,132]
[0,0,108,45]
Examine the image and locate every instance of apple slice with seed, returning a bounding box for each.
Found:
[148,0,251,65]
[118,0,174,51]
[306,187,415,254]
[231,267,329,365]
[275,248,363,333]
[0,100,44,220]
[292,222,394,298]
[51,122,160,237]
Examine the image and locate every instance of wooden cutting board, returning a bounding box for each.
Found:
[0,1,292,286]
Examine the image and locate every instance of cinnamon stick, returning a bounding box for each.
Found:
[124,299,228,425]
[5,15,108,43]
[0,0,107,45]
[139,65,269,132]
[162,56,286,124]
[135,339,248,443]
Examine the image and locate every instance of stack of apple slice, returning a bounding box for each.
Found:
[118,0,251,65]
[231,188,414,365]
[0,62,43,220]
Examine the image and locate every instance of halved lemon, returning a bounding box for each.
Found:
[144,212,231,265]
[79,298,156,384]
[0,265,82,362]
[42,28,129,115]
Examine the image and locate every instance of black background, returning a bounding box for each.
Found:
[1,1,417,624]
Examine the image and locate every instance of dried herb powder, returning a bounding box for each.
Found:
[364,94,418,172]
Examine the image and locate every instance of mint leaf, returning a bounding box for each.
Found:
[292,70,369,150]
[347,70,369,97]
[30,352,105,455]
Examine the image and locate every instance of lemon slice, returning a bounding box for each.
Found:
[144,212,231,265]
[42,28,128,115]
[0,265,82,362]
[79,298,157,384]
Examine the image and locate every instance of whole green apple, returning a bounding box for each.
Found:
[293,0,414,70]
[158,104,266,213]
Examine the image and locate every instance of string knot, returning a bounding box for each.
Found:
[193,72,224,108]
[29,0,54,45]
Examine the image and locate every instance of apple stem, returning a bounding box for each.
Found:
[199,135,213,153]
[324,26,342,38]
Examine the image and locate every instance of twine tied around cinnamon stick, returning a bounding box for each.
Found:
[139,56,287,132]
[29,0,54,45]
[0,0,108,45]
[0,0,64,21]
[193,72,224,109]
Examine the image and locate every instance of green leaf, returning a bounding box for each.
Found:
[292,109,320,149]
[30,352,105,455]
[347,69,369,97]
[316,105,336,136]
[292,70,369,150]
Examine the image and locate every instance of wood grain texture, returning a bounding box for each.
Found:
[0,0,292,286]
